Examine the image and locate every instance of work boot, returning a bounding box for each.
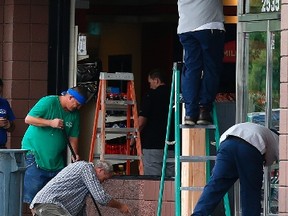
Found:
[197,107,213,125]
[184,116,197,126]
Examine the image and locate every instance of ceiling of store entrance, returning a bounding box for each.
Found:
[76,0,178,24]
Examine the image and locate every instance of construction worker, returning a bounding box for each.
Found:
[191,122,279,216]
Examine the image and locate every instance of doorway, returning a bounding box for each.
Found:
[236,0,280,215]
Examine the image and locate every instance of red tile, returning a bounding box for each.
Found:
[11,118,27,137]
[162,201,175,216]
[280,57,288,83]
[28,99,38,110]
[0,62,3,77]
[7,0,31,4]
[29,80,47,99]
[14,23,30,42]
[2,61,13,79]
[4,5,14,23]
[10,99,29,118]
[0,7,3,23]
[144,180,157,200]
[31,24,48,43]
[30,61,47,80]
[3,42,13,61]
[3,23,13,42]
[30,43,48,61]
[31,5,48,24]
[12,61,30,79]
[3,79,12,97]
[0,24,3,42]
[13,5,30,24]
[11,80,29,98]
[12,42,30,61]
[163,180,175,201]
[31,0,49,5]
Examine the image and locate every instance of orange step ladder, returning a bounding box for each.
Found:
[88,72,143,175]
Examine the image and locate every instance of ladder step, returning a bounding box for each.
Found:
[97,128,137,134]
[99,72,134,80]
[166,156,217,163]
[180,155,216,162]
[106,100,135,106]
[105,100,135,110]
[93,153,141,160]
[180,124,216,129]
[180,186,204,191]
[106,116,129,123]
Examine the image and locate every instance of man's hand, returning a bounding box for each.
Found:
[0,118,9,129]
[71,154,80,162]
[49,118,64,129]
[119,203,130,214]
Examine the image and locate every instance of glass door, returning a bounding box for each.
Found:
[236,0,280,215]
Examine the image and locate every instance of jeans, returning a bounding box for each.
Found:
[33,203,71,216]
[23,154,61,204]
[179,29,225,118]
[192,137,264,216]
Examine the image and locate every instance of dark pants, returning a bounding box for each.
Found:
[179,29,225,118]
[192,136,264,216]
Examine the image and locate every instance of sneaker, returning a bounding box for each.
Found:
[184,116,197,126]
[197,107,213,125]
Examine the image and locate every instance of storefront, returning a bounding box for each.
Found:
[1,0,287,215]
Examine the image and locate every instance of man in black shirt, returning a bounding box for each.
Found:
[138,69,174,176]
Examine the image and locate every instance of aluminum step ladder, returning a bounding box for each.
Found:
[88,72,144,175]
[157,62,231,216]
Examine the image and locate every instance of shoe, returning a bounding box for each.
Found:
[197,107,213,125]
[184,116,197,126]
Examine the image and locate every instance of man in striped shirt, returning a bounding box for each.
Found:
[30,160,130,215]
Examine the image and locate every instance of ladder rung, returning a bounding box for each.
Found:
[106,100,135,106]
[180,124,216,129]
[180,186,204,191]
[99,72,134,80]
[93,154,141,160]
[106,116,130,123]
[97,128,137,134]
[105,100,135,110]
[180,155,216,162]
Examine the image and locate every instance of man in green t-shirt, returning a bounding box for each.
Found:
[22,86,88,204]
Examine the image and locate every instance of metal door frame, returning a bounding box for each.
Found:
[236,0,280,215]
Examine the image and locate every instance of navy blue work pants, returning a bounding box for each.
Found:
[179,29,225,118]
[192,136,264,216]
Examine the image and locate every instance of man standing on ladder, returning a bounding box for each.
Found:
[191,122,279,216]
[177,0,225,126]
[138,69,174,176]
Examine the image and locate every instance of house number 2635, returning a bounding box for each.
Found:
[261,0,280,12]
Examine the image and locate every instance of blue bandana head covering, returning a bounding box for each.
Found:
[66,88,86,105]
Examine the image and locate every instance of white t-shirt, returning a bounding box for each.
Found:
[220,122,279,166]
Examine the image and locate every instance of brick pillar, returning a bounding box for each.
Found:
[2,1,49,148]
[279,1,288,215]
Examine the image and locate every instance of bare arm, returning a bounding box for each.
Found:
[0,119,15,132]
[107,198,130,214]
[6,121,15,132]
[69,137,80,161]
[25,115,64,128]
[138,116,147,132]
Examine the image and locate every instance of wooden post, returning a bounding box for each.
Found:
[181,128,206,216]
